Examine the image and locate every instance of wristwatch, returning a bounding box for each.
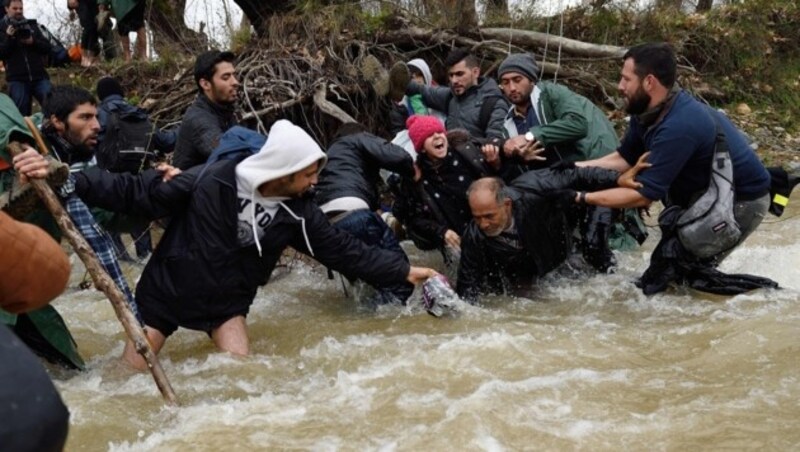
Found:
[524,131,535,142]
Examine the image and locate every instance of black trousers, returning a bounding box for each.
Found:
[0,324,69,452]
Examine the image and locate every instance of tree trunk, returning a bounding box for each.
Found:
[232,0,294,37]
[484,0,509,22]
[148,0,206,53]
[695,0,713,12]
[655,0,684,10]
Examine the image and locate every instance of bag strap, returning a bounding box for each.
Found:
[478,95,500,133]
[705,107,734,187]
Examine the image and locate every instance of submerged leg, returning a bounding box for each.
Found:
[211,316,249,356]
[122,326,166,371]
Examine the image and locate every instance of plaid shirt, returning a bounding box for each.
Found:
[62,180,141,323]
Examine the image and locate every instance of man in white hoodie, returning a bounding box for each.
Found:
[16,119,438,369]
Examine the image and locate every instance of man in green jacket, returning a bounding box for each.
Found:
[98,0,145,62]
[496,53,645,270]
[498,53,619,176]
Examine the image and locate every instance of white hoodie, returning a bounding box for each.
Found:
[235,120,327,256]
[407,59,433,86]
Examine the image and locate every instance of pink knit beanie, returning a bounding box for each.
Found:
[406,115,445,152]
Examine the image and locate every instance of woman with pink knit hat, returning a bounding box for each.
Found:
[391,115,496,264]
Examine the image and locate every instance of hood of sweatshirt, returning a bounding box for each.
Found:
[235,119,327,256]
[408,59,433,86]
[236,119,327,194]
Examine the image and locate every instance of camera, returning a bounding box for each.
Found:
[6,17,35,40]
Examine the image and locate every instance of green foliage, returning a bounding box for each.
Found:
[515,0,800,132]
[229,24,254,53]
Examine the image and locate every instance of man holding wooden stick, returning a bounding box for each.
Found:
[1,88,143,370]
[16,119,438,370]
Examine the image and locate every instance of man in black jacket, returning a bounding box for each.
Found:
[457,167,621,303]
[0,0,51,116]
[314,122,417,304]
[60,120,436,369]
[172,50,239,170]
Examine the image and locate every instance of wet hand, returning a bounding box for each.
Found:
[12,146,48,183]
[443,229,461,249]
[618,151,651,189]
[155,163,181,182]
[406,266,439,285]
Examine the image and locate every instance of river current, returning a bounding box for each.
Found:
[51,203,799,451]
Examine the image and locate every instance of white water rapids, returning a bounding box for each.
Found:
[50,202,800,451]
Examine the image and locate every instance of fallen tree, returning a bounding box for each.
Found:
[133,14,630,147]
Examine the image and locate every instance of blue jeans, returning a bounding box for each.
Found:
[332,209,413,305]
[8,79,52,116]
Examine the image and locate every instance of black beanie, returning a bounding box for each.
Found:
[96,77,124,101]
[497,53,540,82]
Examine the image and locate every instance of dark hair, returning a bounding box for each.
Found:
[408,66,424,78]
[4,0,22,8]
[445,48,478,69]
[623,42,677,89]
[334,122,368,140]
[193,50,236,91]
[43,85,96,122]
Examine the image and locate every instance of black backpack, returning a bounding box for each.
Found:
[96,110,157,174]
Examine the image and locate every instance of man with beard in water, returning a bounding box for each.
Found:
[3,86,139,370]
[16,119,438,369]
[569,42,772,293]
[172,50,240,170]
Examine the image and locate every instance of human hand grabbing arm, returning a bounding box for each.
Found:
[617,151,651,189]
[519,140,545,162]
[502,135,526,158]
[443,229,461,249]
[154,162,182,182]
[480,143,501,169]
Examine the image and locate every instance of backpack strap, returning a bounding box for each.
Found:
[478,95,501,134]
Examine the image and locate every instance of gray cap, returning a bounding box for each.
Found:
[497,54,540,81]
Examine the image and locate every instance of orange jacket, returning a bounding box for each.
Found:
[0,211,70,313]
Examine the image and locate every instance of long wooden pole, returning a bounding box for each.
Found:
[8,142,179,406]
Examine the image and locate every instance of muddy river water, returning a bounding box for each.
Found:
[50,203,799,451]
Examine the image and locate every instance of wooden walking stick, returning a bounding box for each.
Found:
[8,141,179,406]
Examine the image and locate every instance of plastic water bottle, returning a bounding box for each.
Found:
[422,274,458,318]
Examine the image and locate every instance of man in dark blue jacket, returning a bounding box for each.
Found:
[314,122,417,305]
[574,43,770,255]
[572,43,772,293]
[59,120,436,369]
